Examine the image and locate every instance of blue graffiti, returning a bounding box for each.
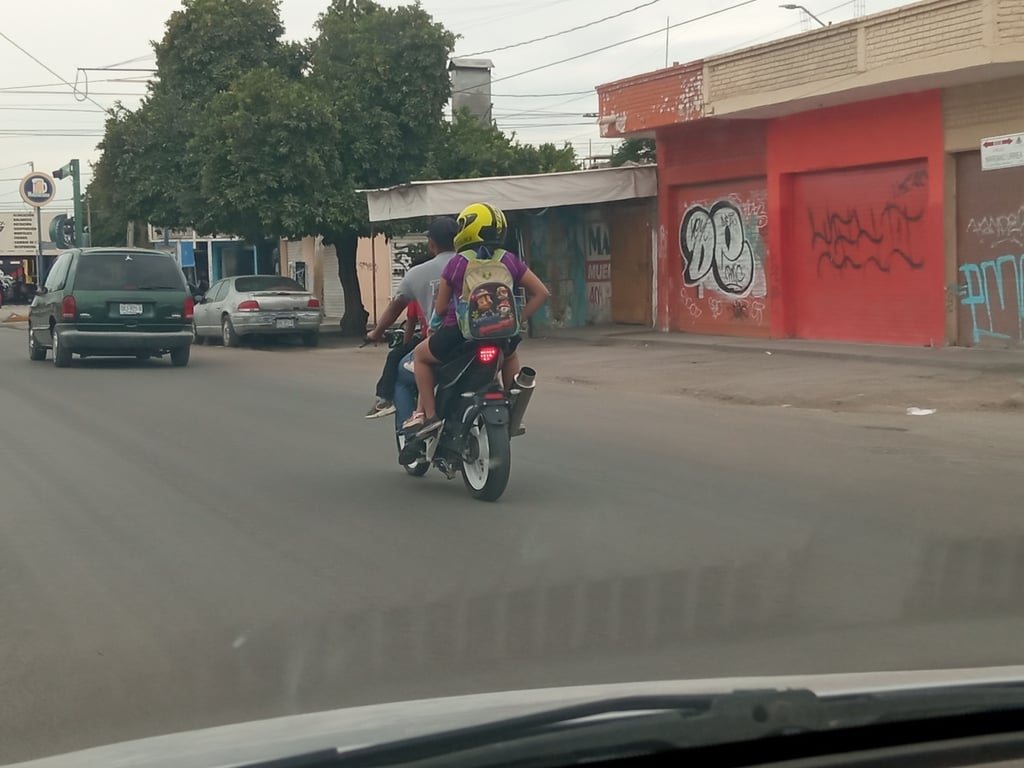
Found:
[959,254,1024,343]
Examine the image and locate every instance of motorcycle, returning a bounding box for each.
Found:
[395,341,536,502]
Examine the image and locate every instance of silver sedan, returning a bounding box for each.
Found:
[192,275,322,347]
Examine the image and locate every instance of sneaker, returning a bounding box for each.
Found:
[398,438,425,465]
[365,398,396,419]
[415,415,443,438]
[402,411,426,430]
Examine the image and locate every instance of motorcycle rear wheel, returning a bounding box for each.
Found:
[461,417,511,502]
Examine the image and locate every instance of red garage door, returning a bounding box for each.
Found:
[790,161,935,344]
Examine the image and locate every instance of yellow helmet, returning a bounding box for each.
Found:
[455,202,507,251]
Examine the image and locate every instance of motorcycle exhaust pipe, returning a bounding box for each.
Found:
[508,366,536,437]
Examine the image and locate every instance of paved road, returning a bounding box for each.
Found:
[2,326,1024,763]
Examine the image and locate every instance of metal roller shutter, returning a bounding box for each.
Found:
[321,241,345,320]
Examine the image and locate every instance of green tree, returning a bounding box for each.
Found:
[89,0,300,237]
[308,0,456,334]
[609,137,656,166]
[188,68,349,245]
[424,110,579,180]
[152,0,303,104]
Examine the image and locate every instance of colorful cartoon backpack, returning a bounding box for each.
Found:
[456,247,521,340]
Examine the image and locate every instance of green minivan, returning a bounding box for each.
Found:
[28,248,194,368]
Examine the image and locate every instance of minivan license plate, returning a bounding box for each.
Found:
[120,303,143,316]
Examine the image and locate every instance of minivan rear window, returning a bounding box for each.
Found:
[235,276,306,293]
[74,252,187,291]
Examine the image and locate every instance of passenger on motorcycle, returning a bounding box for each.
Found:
[403,202,550,437]
[364,217,460,426]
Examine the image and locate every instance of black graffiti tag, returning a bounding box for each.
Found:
[680,201,755,295]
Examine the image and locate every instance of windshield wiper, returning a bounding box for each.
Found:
[237,684,1024,768]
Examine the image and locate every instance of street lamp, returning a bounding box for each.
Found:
[779,3,828,27]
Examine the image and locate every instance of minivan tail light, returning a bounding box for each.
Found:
[237,299,260,312]
[61,295,77,320]
[184,296,195,320]
[476,346,500,364]
[307,298,321,309]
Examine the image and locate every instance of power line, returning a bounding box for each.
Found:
[498,92,596,119]
[98,53,156,69]
[492,90,594,98]
[0,77,144,92]
[0,131,105,137]
[456,0,760,92]
[0,105,107,113]
[495,121,595,128]
[458,0,663,57]
[0,30,113,113]
[708,0,856,55]
[456,0,578,33]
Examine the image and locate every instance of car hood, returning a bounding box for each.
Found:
[10,665,1024,768]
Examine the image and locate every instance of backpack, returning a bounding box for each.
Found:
[455,247,521,341]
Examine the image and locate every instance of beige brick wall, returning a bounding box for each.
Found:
[865,0,984,67]
[944,74,1024,150]
[704,0,1005,108]
[600,0,1023,132]
[996,0,1024,41]
[707,29,857,100]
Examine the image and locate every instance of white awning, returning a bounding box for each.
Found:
[362,165,657,223]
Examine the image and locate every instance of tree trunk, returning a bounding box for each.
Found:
[334,230,369,336]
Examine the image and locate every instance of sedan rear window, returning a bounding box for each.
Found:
[235,276,305,293]
[74,252,187,291]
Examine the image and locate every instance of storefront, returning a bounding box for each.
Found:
[598,0,1024,347]
[361,166,658,331]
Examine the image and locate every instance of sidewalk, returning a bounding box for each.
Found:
[531,325,1024,373]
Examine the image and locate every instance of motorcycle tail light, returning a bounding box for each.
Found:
[476,346,500,364]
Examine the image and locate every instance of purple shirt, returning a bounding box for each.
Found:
[440,250,528,326]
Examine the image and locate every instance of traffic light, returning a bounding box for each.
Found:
[52,168,66,180]
[49,214,76,248]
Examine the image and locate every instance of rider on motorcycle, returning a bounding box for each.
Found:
[402,202,550,436]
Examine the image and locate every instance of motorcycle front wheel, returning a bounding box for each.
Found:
[461,416,511,502]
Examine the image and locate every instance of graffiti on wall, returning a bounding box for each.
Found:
[955,147,1024,345]
[527,209,586,329]
[809,204,926,275]
[681,201,758,295]
[390,238,430,296]
[964,205,1024,251]
[808,168,927,276]
[959,254,1024,344]
[674,188,768,328]
[585,218,613,324]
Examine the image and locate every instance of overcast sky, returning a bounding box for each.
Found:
[1,0,914,210]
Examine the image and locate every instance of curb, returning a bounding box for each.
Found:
[531,331,1024,373]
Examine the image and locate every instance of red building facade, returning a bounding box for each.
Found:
[598,0,1024,347]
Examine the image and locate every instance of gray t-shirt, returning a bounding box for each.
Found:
[395,250,455,316]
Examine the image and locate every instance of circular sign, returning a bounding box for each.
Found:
[19,171,57,208]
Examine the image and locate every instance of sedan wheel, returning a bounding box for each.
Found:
[222,316,240,347]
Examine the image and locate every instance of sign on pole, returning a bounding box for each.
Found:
[981,133,1024,171]
[19,172,57,207]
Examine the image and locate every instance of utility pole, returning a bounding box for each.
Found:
[665,17,670,68]
[85,193,92,246]
[29,161,42,286]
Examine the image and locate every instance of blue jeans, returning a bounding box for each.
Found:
[393,350,417,432]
